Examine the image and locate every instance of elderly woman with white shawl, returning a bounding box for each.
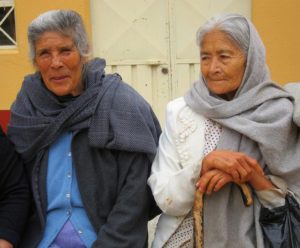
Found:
[148,13,300,248]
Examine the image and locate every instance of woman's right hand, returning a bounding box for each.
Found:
[196,169,233,194]
[201,150,264,183]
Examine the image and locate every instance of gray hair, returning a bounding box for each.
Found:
[28,9,90,62]
[196,13,250,55]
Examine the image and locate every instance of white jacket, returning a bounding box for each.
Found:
[148,97,206,247]
[148,97,287,248]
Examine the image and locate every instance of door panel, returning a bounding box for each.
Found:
[90,0,251,122]
[91,0,170,121]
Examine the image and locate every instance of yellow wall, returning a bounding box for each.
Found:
[0,0,91,109]
[1,1,300,109]
[252,0,300,85]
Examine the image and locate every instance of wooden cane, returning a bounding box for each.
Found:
[193,189,204,248]
[193,183,253,248]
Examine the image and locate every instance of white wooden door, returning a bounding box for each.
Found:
[90,0,251,122]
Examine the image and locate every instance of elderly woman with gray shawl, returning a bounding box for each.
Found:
[148,13,300,248]
[8,10,161,248]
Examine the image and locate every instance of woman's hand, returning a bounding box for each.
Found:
[196,168,274,194]
[201,150,264,183]
[247,170,275,191]
[198,151,275,194]
[0,239,13,248]
[196,169,233,194]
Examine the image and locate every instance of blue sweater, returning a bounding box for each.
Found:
[38,132,96,247]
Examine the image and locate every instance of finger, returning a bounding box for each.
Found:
[238,157,252,174]
[206,172,223,194]
[213,157,240,180]
[200,157,209,175]
[235,165,247,182]
[197,169,219,193]
[245,156,264,175]
[214,174,233,192]
[237,158,253,182]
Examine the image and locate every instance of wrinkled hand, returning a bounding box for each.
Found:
[196,169,233,194]
[201,150,264,183]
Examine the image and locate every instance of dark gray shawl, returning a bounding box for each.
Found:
[8,58,161,164]
[184,17,300,247]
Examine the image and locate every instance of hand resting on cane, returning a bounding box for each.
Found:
[196,150,275,194]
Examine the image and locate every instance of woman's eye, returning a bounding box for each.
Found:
[220,55,231,61]
[61,48,72,54]
[38,51,50,58]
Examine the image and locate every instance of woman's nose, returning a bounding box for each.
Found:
[209,58,221,73]
[50,54,63,68]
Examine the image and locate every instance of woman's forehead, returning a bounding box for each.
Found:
[35,31,74,48]
[201,30,243,54]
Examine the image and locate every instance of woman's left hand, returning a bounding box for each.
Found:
[198,150,275,194]
[247,169,274,191]
[197,166,275,195]
[201,150,264,183]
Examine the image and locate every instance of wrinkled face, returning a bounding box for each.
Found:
[34,31,84,96]
[200,30,246,99]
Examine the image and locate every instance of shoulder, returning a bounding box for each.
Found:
[284,82,300,125]
[110,77,152,112]
[164,97,205,131]
[254,92,293,121]
[109,78,160,126]
[165,97,189,126]
[23,72,42,88]
[162,97,206,162]
[97,76,161,153]
[166,97,187,114]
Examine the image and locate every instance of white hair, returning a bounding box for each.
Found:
[196,13,250,55]
[27,9,90,62]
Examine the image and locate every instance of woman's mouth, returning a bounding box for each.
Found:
[50,75,69,82]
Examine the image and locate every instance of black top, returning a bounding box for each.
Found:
[0,126,30,247]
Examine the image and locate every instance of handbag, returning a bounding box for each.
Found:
[259,192,300,248]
